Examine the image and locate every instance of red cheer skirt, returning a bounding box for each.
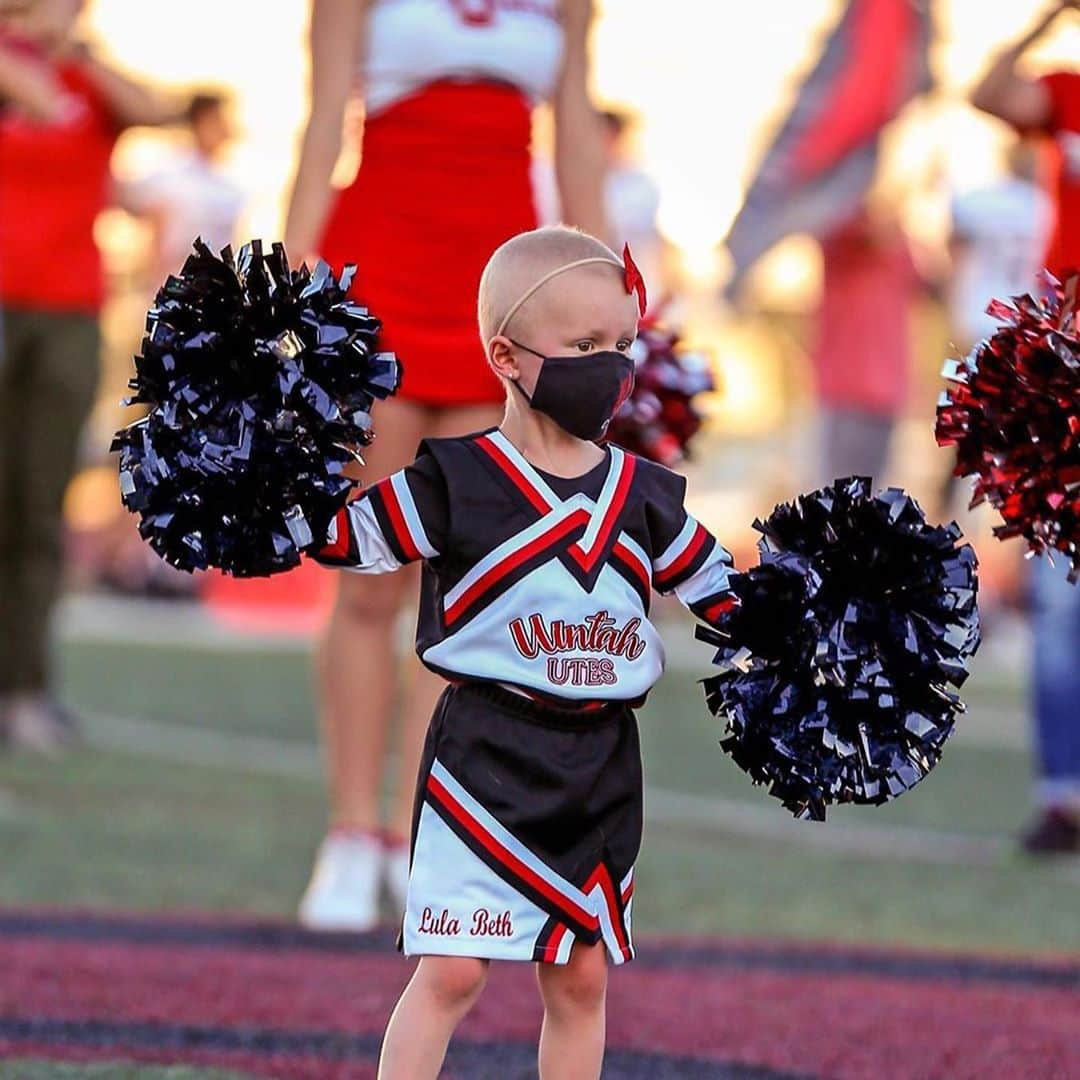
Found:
[319,80,539,406]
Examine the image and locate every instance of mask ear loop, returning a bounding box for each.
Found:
[504,339,543,405]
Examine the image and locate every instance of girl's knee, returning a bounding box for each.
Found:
[419,956,489,1012]
[540,943,608,1012]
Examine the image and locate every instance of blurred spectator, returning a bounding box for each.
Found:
[535,107,672,309]
[948,142,1050,350]
[0,0,185,752]
[92,89,242,600]
[119,90,244,285]
[811,204,922,485]
[600,109,671,310]
[938,142,1050,520]
[971,0,1079,854]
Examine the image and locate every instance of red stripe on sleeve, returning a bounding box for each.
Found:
[375,478,421,563]
[655,523,708,587]
[318,507,353,561]
[700,595,738,625]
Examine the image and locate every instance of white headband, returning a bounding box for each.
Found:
[494,257,625,339]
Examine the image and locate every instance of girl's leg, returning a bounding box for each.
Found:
[378,955,489,1080]
[536,941,608,1080]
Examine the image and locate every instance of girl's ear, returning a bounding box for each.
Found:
[487,335,519,380]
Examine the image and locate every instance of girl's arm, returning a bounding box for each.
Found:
[311,460,446,574]
[283,0,369,261]
[552,0,608,240]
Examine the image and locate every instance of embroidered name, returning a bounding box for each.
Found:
[418,907,461,936]
[508,611,647,662]
[417,906,514,938]
[471,908,513,937]
[548,657,617,686]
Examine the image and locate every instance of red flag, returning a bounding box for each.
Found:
[725,0,932,296]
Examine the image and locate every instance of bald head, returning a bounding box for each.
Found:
[477,226,623,347]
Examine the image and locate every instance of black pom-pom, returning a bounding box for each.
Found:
[936,274,1079,582]
[111,239,401,576]
[605,325,713,466]
[698,477,981,821]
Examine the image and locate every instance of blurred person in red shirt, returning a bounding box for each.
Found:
[972,0,1080,854]
[0,0,185,751]
[812,203,922,486]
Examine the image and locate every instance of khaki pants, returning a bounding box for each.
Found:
[0,306,100,694]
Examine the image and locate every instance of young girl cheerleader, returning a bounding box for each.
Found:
[311,225,735,1078]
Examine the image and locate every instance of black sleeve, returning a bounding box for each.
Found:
[311,450,448,570]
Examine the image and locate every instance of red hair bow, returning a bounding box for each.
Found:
[623,243,647,316]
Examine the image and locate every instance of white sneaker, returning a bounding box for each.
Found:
[383,841,410,913]
[298,832,382,931]
[6,694,71,756]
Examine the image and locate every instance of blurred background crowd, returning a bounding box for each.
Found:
[0,0,1077,943]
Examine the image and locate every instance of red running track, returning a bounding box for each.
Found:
[0,911,1077,1079]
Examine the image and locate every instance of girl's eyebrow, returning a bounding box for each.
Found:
[566,327,636,341]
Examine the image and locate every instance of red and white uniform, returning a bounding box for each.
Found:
[314,429,733,963]
[319,0,564,405]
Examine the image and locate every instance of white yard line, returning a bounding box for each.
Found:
[79,711,1079,878]
[58,594,312,653]
[59,596,1032,750]
[84,712,321,780]
[644,788,1004,865]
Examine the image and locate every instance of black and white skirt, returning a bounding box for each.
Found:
[400,681,641,965]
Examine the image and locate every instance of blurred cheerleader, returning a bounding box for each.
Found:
[283,0,609,930]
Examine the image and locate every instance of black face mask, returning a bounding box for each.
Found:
[509,340,635,441]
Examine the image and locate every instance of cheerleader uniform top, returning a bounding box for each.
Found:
[314,427,733,710]
[362,0,564,117]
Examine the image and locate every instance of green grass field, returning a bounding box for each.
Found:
[0,1066,252,1080]
[2,612,1076,960]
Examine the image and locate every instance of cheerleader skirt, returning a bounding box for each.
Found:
[319,80,539,406]
[400,681,641,965]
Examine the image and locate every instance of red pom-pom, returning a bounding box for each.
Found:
[935,273,1079,581]
[605,324,714,466]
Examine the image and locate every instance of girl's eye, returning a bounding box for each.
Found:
[575,341,595,353]
[616,339,633,352]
